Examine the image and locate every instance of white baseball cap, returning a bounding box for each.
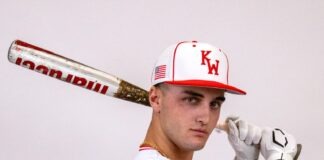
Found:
[151,41,246,95]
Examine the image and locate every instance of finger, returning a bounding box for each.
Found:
[244,124,255,145]
[228,120,239,138]
[225,115,239,123]
[252,126,262,144]
[286,133,297,150]
[228,120,240,144]
[260,127,272,146]
[238,120,248,141]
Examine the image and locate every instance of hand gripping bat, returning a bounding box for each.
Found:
[8,40,301,159]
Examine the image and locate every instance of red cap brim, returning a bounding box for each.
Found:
[165,80,246,95]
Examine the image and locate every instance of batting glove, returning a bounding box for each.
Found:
[227,117,262,160]
[260,127,298,160]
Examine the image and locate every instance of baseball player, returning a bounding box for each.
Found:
[134,41,299,160]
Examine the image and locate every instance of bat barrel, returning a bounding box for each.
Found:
[8,40,150,106]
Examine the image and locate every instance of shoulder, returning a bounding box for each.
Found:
[134,148,168,160]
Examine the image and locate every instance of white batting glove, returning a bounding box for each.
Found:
[227,117,262,160]
[260,127,298,160]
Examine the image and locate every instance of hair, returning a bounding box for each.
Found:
[153,83,169,94]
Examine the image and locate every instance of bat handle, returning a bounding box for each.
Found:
[215,121,229,133]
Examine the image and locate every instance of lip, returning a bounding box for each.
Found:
[190,129,208,137]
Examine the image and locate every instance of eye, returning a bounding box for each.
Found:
[183,97,200,105]
[210,101,222,110]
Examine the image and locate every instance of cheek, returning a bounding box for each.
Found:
[159,97,195,134]
[210,109,221,128]
[162,107,188,126]
[160,105,192,134]
[159,110,185,143]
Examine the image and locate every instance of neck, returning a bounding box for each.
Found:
[143,117,194,160]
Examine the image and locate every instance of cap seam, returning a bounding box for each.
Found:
[172,41,187,82]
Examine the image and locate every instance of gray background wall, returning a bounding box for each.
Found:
[0,0,323,159]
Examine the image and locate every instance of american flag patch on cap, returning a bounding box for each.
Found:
[154,65,166,80]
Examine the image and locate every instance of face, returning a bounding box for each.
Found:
[151,83,225,151]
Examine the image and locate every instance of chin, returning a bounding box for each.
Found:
[190,144,206,151]
[183,140,207,151]
[193,144,205,151]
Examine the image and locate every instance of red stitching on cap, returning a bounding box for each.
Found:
[172,41,188,81]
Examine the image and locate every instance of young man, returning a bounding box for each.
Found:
[134,41,298,160]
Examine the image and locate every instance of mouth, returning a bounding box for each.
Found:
[190,129,209,137]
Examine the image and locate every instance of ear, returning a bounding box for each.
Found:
[149,86,162,113]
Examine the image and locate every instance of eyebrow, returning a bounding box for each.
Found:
[215,96,226,102]
[183,90,204,97]
[182,90,226,102]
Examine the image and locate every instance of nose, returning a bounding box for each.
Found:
[195,104,210,125]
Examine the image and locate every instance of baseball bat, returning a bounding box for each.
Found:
[8,40,150,106]
[7,40,229,131]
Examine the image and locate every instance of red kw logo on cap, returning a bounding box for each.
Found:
[201,50,220,75]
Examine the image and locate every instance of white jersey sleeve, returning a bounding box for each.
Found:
[134,147,169,160]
